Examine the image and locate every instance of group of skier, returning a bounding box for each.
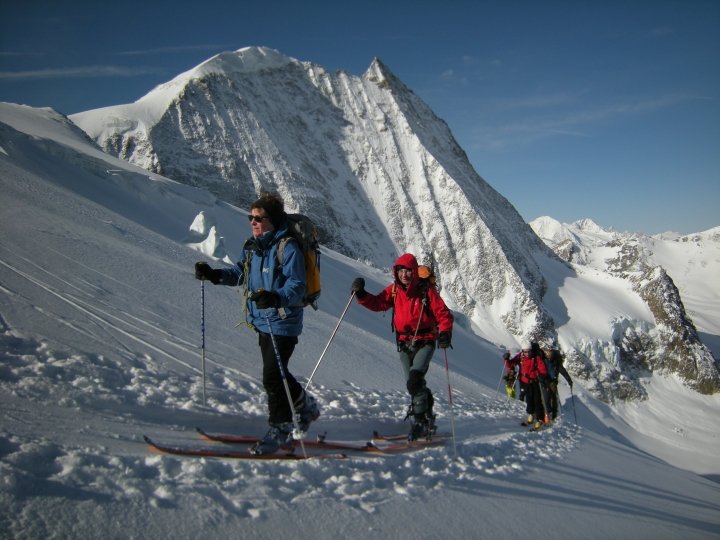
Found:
[502,341,573,430]
[194,192,454,454]
[194,191,577,454]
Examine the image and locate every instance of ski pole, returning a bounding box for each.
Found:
[537,379,551,424]
[305,291,355,391]
[570,386,578,424]
[496,360,506,397]
[265,315,307,458]
[201,280,207,406]
[442,348,458,460]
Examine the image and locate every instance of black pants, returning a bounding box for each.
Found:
[524,380,547,420]
[258,332,301,424]
[547,380,559,418]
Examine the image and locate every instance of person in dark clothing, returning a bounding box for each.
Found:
[544,342,573,420]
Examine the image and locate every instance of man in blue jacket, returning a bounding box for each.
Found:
[194,192,319,454]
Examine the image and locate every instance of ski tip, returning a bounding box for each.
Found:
[143,436,165,454]
[195,427,213,440]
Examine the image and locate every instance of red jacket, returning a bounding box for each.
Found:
[358,253,453,342]
[512,351,548,384]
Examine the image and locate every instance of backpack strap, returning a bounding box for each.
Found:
[271,237,293,319]
[276,236,293,265]
[240,250,257,331]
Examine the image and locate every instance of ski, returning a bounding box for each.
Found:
[371,430,409,441]
[144,435,347,460]
[367,437,447,454]
[194,427,446,454]
[371,430,448,442]
[370,431,449,452]
[196,427,383,453]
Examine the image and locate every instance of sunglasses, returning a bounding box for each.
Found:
[247,214,271,223]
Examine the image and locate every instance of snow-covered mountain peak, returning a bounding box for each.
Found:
[152,46,296,93]
[364,57,391,82]
[527,216,567,242]
[678,225,720,243]
[573,217,606,234]
[191,46,297,78]
[72,47,298,142]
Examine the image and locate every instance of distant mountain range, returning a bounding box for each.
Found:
[63,46,717,401]
[531,217,719,399]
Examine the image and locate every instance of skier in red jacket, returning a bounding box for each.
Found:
[351,253,454,441]
[512,342,550,428]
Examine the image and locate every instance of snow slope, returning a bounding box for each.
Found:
[1,103,719,539]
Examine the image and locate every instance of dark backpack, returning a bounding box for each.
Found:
[277,213,321,310]
[532,342,557,380]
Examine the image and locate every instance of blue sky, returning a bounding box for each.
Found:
[1,0,718,235]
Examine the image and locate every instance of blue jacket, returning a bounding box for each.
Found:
[216,220,306,336]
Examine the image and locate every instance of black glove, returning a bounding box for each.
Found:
[502,352,510,361]
[351,277,367,299]
[195,261,220,284]
[250,290,280,309]
[437,331,452,349]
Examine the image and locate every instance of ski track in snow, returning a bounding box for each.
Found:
[0,321,580,519]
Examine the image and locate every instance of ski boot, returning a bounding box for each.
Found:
[408,412,437,441]
[407,388,437,441]
[251,422,293,455]
[294,390,320,432]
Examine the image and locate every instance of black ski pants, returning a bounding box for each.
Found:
[258,332,302,425]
